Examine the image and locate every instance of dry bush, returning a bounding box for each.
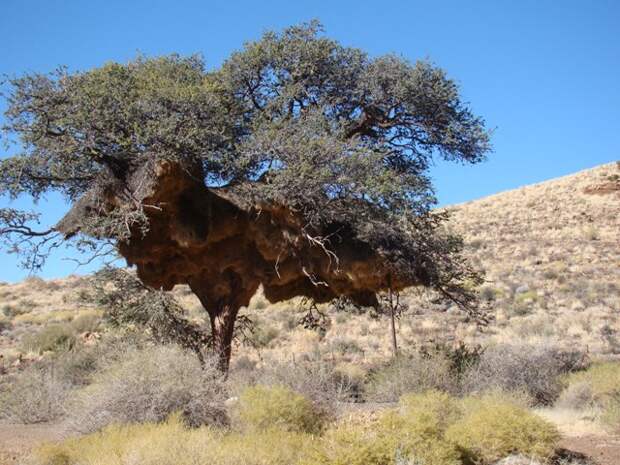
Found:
[48,347,100,387]
[558,362,620,431]
[462,344,587,405]
[365,352,458,402]
[328,336,364,357]
[231,385,326,434]
[0,315,11,333]
[33,331,149,387]
[70,310,101,333]
[20,323,77,354]
[445,393,560,464]
[556,381,595,410]
[229,357,361,405]
[66,344,228,433]
[0,364,70,423]
[0,334,144,424]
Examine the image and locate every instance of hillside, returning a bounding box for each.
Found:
[446,161,620,353]
[0,162,619,369]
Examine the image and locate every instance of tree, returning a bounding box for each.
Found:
[0,22,491,371]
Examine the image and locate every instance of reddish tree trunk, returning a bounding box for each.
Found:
[191,272,248,373]
[208,304,238,372]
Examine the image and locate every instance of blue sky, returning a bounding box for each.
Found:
[1,0,618,281]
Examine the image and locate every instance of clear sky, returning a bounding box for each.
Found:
[1,0,618,282]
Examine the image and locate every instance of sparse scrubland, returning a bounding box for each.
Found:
[29,384,561,465]
[0,163,619,464]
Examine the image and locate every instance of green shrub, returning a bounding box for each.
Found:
[310,391,465,465]
[389,390,462,437]
[231,385,325,434]
[214,429,312,465]
[250,323,280,348]
[601,392,620,433]
[20,323,76,354]
[561,362,620,400]
[307,421,461,465]
[33,414,312,465]
[559,362,620,432]
[445,394,560,463]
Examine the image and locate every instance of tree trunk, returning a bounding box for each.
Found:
[190,273,246,373]
[209,303,238,372]
[389,304,398,357]
[386,277,399,358]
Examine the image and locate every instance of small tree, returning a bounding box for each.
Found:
[0,22,490,371]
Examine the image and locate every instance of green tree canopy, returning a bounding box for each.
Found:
[0,22,491,370]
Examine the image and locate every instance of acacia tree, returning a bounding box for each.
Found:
[0,22,491,371]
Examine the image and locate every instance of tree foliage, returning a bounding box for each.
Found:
[1,22,492,367]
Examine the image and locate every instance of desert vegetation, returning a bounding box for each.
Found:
[0,18,619,465]
[0,161,618,463]
[0,337,593,465]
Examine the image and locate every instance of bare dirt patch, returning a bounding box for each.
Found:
[0,423,65,465]
[558,435,620,465]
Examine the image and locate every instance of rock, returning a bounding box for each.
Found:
[571,300,586,311]
[583,180,620,195]
[493,454,543,465]
[224,396,239,408]
[515,284,530,294]
[446,305,460,314]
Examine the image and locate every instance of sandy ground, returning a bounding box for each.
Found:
[0,423,65,465]
[558,436,620,465]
